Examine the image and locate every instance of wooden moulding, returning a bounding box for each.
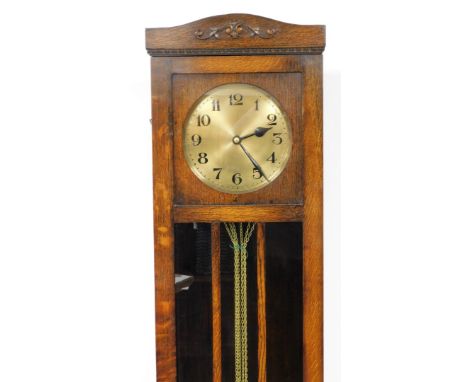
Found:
[146,14,325,57]
[173,204,304,223]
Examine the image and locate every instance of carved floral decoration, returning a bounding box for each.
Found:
[195,21,278,40]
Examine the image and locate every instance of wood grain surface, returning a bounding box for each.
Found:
[302,55,323,382]
[256,223,267,382]
[173,204,303,223]
[151,58,177,382]
[211,223,222,382]
[170,55,304,74]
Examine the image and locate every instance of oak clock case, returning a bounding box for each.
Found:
[147,14,325,382]
[183,83,292,194]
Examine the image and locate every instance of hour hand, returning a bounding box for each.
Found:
[253,126,272,137]
[239,127,272,141]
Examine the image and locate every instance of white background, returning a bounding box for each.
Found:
[1,1,467,381]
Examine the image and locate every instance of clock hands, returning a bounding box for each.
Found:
[235,141,270,183]
[231,126,273,182]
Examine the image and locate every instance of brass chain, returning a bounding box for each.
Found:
[224,222,256,382]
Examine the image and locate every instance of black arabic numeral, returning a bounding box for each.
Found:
[272,133,282,145]
[198,152,208,164]
[255,99,259,111]
[212,99,220,111]
[267,152,276,164]
[213,168,222,179]
[229,94,243,106]
[253,168,262,179]
[267,113,277,126]
[191,134,202,146]
[232,172,243,185]
[197,114,211,126]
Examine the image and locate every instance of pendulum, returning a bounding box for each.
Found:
[224,222,256,382]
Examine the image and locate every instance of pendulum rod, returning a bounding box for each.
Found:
[224,222,256,382]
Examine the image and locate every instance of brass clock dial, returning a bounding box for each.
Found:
[183,83,292,194]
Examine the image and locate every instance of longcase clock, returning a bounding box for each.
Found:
[146,14,325,382]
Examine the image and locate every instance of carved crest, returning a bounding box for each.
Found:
[195,21,278,40]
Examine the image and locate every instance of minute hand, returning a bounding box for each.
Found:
[239,142,270,183]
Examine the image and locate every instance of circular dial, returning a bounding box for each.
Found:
[183,83,292,194]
